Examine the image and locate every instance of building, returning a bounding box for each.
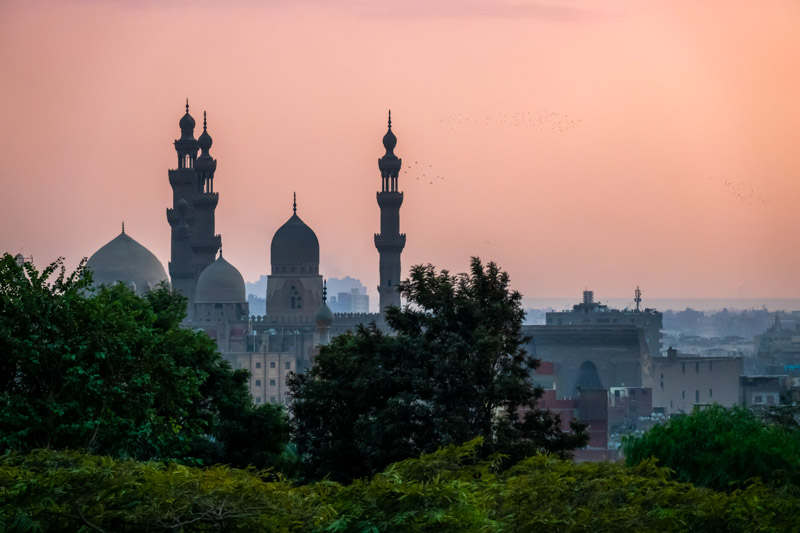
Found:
[739,375,789,407]
[545,289,662,356]
[644,347,742,415]
[523,324,647,399]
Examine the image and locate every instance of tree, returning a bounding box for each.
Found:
[289,258,587,482]
[0,253,288,467]
[622,404,800,491]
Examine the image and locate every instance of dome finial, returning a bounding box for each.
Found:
[186,98,189,113]
[293,192,297,214]
[203,110,207,131]
[323,279,327,302]
[388,109,392,130]
[121,221,125,234]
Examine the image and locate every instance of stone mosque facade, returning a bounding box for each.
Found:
[86,103,406,404]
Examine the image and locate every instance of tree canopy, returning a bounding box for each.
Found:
[0,253,288,468]
[623,404,800,491]
[4,441,800,532]
[289,258,587,482]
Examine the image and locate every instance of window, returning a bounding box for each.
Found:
[660,381,664,389]
[290,296,296,309]
[270,397,276,404]
[709,388,713,398]
[255,397,262,404]
[255,380,261,387]
[269,379,276,387]
[696,362,699,373]
[695,390,699,403]
[755,395,763,404]
[270,361,276,369]
[256,362,261,369]
[285,362,291,370]
[388,280,392,287]
[682,390,685,399]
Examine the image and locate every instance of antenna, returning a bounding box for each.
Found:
[634,286,642,312]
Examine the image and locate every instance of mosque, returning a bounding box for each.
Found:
[86,102,406,404]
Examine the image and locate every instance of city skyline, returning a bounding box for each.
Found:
[2,0,799,303]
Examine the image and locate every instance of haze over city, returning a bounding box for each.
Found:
[2,0,799,306]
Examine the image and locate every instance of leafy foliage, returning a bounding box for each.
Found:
[0,254,288,467]
[3,442,800,532]
[289,258,587,482]
[623,404,800,491]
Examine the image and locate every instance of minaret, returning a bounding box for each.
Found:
[166,101,221,314]
[374,110,406,312]
[190,111,221,286]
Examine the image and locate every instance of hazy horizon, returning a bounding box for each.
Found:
[3,0,799,301]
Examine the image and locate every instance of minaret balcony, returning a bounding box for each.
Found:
[374,233,406,251]
[193,192,219,208]
[190,234,222,251]
[376,191,404,208]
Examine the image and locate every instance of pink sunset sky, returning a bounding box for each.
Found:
[1,0,799,306]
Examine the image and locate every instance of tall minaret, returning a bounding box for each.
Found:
[374,110,406,312]
[166,102,221,313]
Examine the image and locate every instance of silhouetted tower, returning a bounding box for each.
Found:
[374,110,406,312]
[166,102,221,313]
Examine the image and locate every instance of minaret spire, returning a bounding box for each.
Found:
[374,111,406,313]
[293,192,297,214]
[121,221,125,234]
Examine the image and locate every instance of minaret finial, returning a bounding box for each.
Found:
[186,98,189,113]
[121,221,125,234]
[203,110,207,131]
[219,245,222,258]
[388,109,392,130]
[323,279,327,302]
[293,192,297,214]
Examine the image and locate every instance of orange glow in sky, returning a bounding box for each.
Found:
[1,0,799,304]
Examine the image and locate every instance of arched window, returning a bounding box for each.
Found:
[290,296,296,309]
[296,297,302,310]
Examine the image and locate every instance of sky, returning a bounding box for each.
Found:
[1,0,799,308]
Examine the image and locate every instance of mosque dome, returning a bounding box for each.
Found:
[195,254,246,304]
[270,199,319,268]
[86,229,169,295]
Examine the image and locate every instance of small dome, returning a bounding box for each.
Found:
[315,301,333,327]
[87,231,169,295]
[179,112,195,131]
[195,254,246,304]
[198,112,212,151]
[382,128,396,154]
[198,129,212,152]
[270,207,319,268]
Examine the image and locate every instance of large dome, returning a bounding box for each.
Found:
[87,230,169,294]
[195,254,246,304]
[270,212,319,268]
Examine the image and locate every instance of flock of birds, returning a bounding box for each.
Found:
[707,175,767,206]
[439,109,582,133]
[402,161,445,186]
[400,109,582,186]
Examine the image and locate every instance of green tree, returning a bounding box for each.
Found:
[0,253,287,467]
[289,258,587,482]
[623,404,800,491]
